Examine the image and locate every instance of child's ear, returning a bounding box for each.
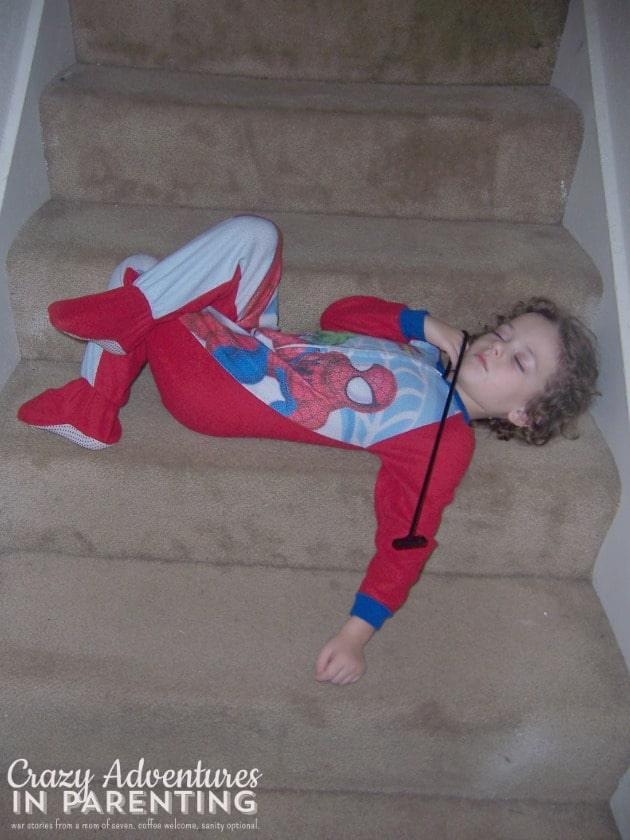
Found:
[507,407,530,428]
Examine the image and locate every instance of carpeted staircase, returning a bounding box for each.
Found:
[2,1,630,838]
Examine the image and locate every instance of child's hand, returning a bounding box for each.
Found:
[424,315,465,368]
[314,617,375,686]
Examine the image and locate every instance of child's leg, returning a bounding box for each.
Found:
[48,216,282,355]
[18,256,157,448]
[79,254,158,404]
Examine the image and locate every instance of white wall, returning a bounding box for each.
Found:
[554,0,630,671]
[552,0,630,834]
[0,0,75,390]
[0,3,32,134]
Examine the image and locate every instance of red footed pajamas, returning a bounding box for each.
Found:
[19,216,475,630]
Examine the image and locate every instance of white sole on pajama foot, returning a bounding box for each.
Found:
[60,330,126,356]
[24,422,113,449]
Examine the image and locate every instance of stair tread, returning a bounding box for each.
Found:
[1,359,618,578]
[2,551,629,800]
[9,201,601,362]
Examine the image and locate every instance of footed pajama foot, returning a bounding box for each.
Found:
[48,285,153,355]
[17,378,122,449]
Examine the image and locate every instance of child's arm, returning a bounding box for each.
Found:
[314,418,475,685]
[321,296,465,366]
[360,418,474,613]
[423,315,466,368]
[314,296,473,686]
[320,295,408,341]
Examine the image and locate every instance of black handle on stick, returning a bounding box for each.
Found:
[392,332,469,551]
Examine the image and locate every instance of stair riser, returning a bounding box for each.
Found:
[14,263,598,365]
[40,79,580,224]
[68,0,569,86]
[1,364,618,581]
[0,789,619,840]
[2,553,628,802]
[8,204,600,364]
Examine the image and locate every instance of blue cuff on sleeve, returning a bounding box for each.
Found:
[350,593,393,630]
[399,308,428,341]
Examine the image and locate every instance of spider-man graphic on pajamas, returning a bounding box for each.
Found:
[184,312,399,431]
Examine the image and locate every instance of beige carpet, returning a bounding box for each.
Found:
[2,2,629,837]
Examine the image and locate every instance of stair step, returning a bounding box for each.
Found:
[0,796,620,840]
[8,201,601,363]
[40,64,581,223]
[68,0,569,86]
[2,551,628,806]
[1,359,618,580]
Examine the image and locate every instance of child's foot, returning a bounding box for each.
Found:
[17,378,122,449]
[48,285,153,355]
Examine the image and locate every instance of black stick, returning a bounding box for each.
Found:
[392,332,469,550]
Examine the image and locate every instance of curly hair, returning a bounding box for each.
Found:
[475,297,599,446]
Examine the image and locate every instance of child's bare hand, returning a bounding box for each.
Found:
[314,617,375,686]
[315,638,365,685]
[424,315,465,368]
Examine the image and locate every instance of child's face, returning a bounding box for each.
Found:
[456,312,561,426]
